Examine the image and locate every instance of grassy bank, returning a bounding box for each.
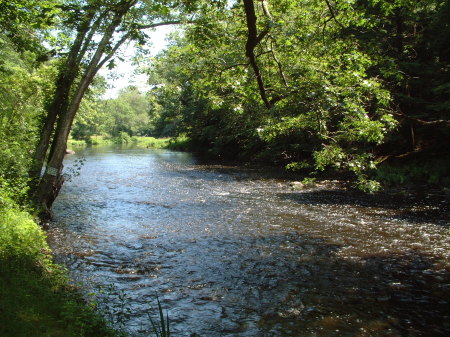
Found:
[67,135,172,149]
[0,193,118,337]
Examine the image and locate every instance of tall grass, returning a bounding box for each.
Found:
[132,136,171,148]
[0,176,178,337]
[148,297,171,337]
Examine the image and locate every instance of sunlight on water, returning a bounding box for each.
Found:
[49,146,450,336]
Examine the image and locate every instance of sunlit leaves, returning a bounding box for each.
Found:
[0,39,57,181]
[141,0,447,189]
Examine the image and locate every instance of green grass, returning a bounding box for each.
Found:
[88,135,113,146]
[166,134,192,151]
[148,297,171,337]
[67,135,112,147]
[0,197,118,337]
[131,136,171,149]
[67,136,172,149]
[67,138,88,147]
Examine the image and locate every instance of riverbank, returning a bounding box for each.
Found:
[68,135,450,194]
[68,135,173,149]
[0,195,119,337]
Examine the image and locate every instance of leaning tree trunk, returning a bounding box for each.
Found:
[28,13,94,190]
[31,0,187,218]
[242,0,272,109]
[33,5,133,219]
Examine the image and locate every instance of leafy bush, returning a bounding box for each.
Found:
[0,190,119,336]
[0,207,47,261]
[113,132,132,144]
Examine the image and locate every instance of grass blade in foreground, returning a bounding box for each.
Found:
[148,296,171,337]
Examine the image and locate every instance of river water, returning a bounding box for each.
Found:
[48,146,449,336]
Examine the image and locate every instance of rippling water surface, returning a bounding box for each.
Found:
[49,146,450,336]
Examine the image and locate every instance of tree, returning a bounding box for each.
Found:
[102,86,150,137]
[70,75,108,140]
[145,0,398,190]
[26,0,197,217]
[0,0,59,205]
[347,0,450,157]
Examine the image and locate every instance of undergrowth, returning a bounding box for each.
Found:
[375,158,450,187]
[0,190,118,337]
[68,135,172,149]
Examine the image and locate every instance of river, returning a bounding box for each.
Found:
[48,146,449,336]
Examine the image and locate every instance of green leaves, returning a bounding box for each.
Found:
[314,145,346,171]
[0,205,47,260]
[0,38,56,186]
[73,85,151,139]
[140,0,449,190]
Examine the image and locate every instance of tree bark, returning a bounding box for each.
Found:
[28,12,94,189]
[242,0,272,108]
[33,3,134,217]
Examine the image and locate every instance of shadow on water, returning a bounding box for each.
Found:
[278,189,450,227]
[243,234,450,337]
[51,229,450,336]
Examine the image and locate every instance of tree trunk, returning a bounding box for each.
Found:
[31,0,187,218]
[28,13,94,189]
[242,0,271,108]
[33,4,134,218]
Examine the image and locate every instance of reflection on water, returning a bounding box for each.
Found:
[49,146,450,336]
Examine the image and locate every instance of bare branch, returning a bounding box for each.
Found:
[393,111,450,125]
[256,29,269,44]
[260,0,273,21]
[220,62,250,72]
[218,62,250,80]
[136,20,195,30]
[96,32,131,72]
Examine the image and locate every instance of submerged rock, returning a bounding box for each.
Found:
[290,180,317,190]
[290,181,304,190]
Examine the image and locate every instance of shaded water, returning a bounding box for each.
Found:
[49,146,450,336]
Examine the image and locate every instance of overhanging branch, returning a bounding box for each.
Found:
[243,0,271,108]
[393,111,450,126]
[324,0,345,29]
[96,20,193,72]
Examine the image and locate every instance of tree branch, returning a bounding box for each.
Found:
[243,0,271,108]
[77,11,108,64]
[135,20,195,30]
[269,39,288,87]
[218,62,250,80]
[96,20,191,72]
[261,0,273,21]
[393,111,450,125]
[324,0,345,29]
